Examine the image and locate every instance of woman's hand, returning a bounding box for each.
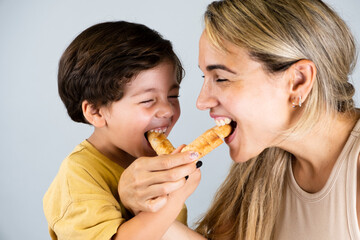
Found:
[119,145,200,215]
[113,155,201,240]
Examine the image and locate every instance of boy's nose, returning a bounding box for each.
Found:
[155,100,174,118]
[196,81,218,110]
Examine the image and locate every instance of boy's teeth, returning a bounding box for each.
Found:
[215,117,231,126]
[149,127,167,134]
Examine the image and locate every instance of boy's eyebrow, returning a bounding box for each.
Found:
[167,83,180,92]
[131,83,180,97]
[200,64,237,74]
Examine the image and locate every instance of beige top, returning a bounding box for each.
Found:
[274,120,360,240]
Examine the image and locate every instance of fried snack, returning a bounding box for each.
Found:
[147,132,175,155]
[181,124,232,158]
[147,124,232,158]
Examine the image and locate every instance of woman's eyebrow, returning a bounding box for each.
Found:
[206,64,237,74]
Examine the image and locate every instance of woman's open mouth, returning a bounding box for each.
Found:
[229,120,237,136]
[225,120,237,143]
[214,117,237,143]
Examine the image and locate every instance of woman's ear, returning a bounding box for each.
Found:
[82,100,106,127]
[288,59,316,106]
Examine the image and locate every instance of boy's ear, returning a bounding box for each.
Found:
[288,59,316,105]
[82,100,106,127]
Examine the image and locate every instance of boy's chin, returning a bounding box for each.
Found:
[139,148,158,158]
[146,151,158,157]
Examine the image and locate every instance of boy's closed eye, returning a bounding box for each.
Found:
[168,95,180,99]
[139,99,154,104]
[139,95,179,105]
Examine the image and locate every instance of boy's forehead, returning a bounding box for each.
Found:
[123,62,180,96]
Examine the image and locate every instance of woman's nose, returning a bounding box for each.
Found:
[196,81,218,110]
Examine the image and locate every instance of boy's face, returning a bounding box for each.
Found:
[100,62,180,160]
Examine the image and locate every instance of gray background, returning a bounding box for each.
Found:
[1,0,359,239]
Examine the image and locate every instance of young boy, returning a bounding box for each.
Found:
[43,21,201,239]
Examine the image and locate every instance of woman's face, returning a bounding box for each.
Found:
[197,32,292,162]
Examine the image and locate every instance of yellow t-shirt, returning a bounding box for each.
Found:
[43,140,187,239]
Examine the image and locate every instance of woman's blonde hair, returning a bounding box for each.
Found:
[196,0,357,239]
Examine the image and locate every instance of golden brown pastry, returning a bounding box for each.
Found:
[146,131,175,155]
[147,124,232,158]
[181,124,232,158]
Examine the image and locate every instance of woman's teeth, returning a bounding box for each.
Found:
[148,127,168,134]
[215,117,231,126]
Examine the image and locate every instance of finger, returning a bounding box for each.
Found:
[127,157,201,193]
[168,169,202,202]
[126,160,198,197]
[144,177,187,199]
[186,168,201,185]
[149,151,200,172]
[181,169,202,197]
[171,144,187,154]
[148,160,200,185]
[145,195,168,212]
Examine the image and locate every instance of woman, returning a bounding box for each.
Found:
[121,0,359,239]
[195,0,359,239]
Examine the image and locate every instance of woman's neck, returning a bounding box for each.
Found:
[279,111,359,193]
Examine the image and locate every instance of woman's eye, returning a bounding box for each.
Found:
[216,78,228,82]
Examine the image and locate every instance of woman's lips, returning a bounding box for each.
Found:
[225,121,237,144]
[211,115,236,144]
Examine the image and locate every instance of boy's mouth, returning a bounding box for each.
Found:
[144,127,168,143]
[147,127,168,134]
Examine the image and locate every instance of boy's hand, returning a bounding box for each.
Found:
[119,145,200,215]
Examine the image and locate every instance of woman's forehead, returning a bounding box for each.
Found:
[199,33,255,73]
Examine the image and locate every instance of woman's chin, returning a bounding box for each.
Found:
[230,148,257,163]
[230,151,246,163]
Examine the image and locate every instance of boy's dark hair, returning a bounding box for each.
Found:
[58,21,184,124]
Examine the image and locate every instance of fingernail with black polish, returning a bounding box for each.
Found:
[196,161,203,168]
[185,175,189,180]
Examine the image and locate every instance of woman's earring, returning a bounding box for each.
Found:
[292,96,302,108]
